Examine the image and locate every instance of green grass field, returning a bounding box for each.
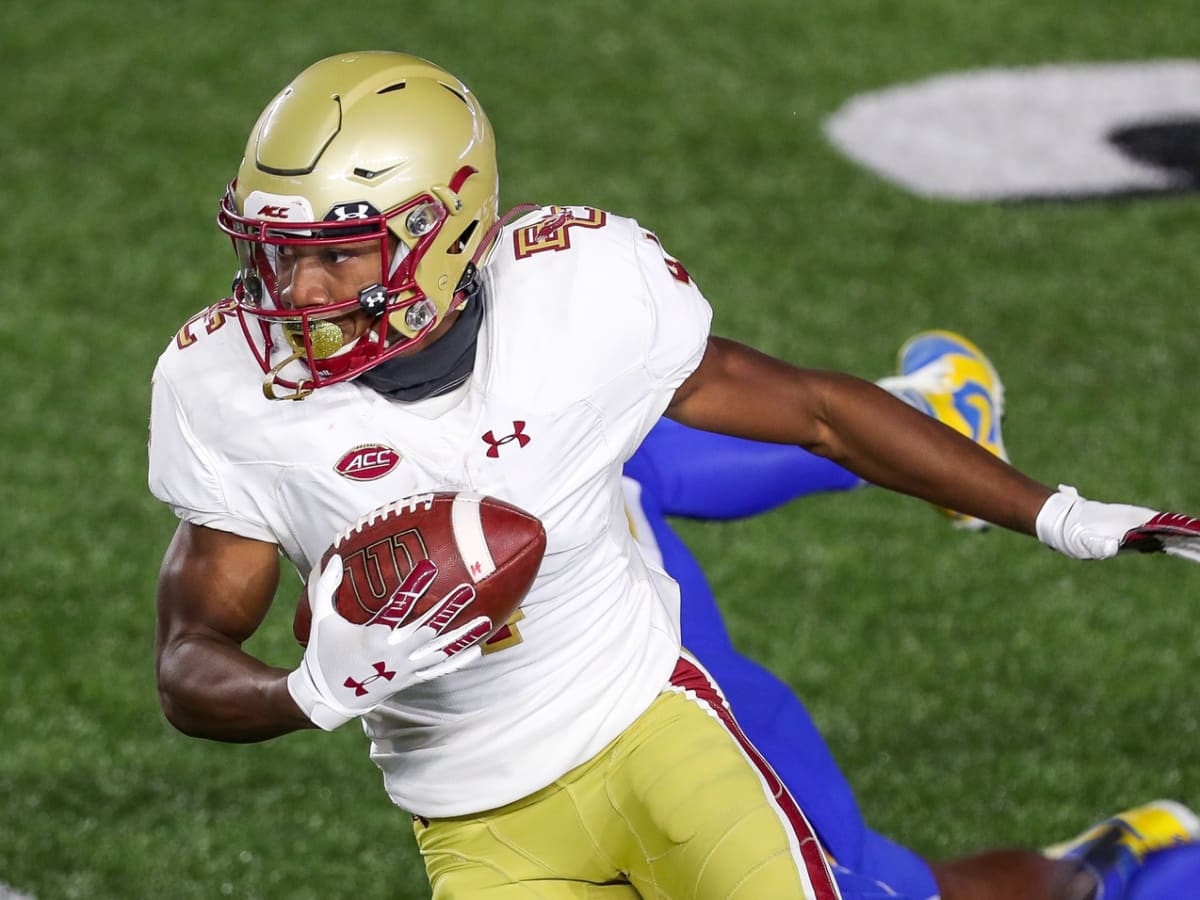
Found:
[2,1,1197,897]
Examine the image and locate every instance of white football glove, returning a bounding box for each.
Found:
[287,555,492,730]
[1035,484,1200,563]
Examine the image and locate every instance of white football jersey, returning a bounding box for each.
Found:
[149,206,712,817]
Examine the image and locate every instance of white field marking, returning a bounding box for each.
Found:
[824,60,1200,200]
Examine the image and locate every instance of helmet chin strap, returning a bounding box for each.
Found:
[263,320,345,401]
[355,284,485,401]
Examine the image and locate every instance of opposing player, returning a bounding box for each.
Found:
[625,333,1200,899]
[150,51,1200,898]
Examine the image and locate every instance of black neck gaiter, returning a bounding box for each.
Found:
[355,292,485,402]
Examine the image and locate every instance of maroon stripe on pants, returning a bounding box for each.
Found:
[669,656,841,900]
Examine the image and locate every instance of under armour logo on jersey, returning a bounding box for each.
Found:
[326,201,380,222]
[482,421,531,458]
[344,661,395,697]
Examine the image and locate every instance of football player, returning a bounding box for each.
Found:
[150,51,1200,899]
[624,334,1200,899]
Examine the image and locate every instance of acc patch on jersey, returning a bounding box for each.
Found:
[335,443,401,481]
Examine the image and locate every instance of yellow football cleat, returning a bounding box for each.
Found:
[876,330,1008,531]
[1045,799,1200,861]
[1044,799,1200,898]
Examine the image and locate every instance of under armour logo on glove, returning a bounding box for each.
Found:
[286,554,494,732]
[344,661,396,697]
[1120,512,1200,563]
[482,421,531,458]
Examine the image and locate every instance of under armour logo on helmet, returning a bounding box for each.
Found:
[482,421,531,458]
[357,283,388,315]
[325,201,381,222]
[343,661,395,697]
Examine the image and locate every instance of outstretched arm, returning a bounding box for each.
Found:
[667,337,1051,534]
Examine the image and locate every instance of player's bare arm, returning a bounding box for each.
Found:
[155,522,314,741]
[667,335,1053,535]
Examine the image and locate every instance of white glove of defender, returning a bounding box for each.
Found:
[1035,484,1200,563]
[287,555,492,730]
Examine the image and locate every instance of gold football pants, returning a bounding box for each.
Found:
[413,656,840,899]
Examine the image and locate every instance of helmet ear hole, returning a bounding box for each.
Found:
[448,220,477,255]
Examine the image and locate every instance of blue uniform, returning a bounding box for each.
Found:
[626,418,1200,900]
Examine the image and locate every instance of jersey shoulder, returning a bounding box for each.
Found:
[150,299,307,479]
[152,297,359,447]
[153,298,260,395]
[488,204,695,309]
[480,205,713,402]
[149,299,366,543]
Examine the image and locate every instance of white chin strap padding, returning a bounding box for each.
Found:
[388,239,412,279]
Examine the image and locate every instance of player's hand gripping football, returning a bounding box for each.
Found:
[287,555,493,730]
[1036,484,1200,563]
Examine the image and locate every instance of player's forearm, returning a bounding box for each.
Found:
[157,634,315,742]
[671,340,1052,534]
[812,375,1052,534]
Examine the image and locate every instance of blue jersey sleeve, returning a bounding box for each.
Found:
[626,418,863,520]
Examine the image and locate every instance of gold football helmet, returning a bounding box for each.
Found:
[217,51,499,399]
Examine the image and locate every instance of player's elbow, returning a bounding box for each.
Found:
[155,644,213,738]
[156,673,202,737]
[158,694,190,735]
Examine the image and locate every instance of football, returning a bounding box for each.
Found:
[294,491,546,646]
